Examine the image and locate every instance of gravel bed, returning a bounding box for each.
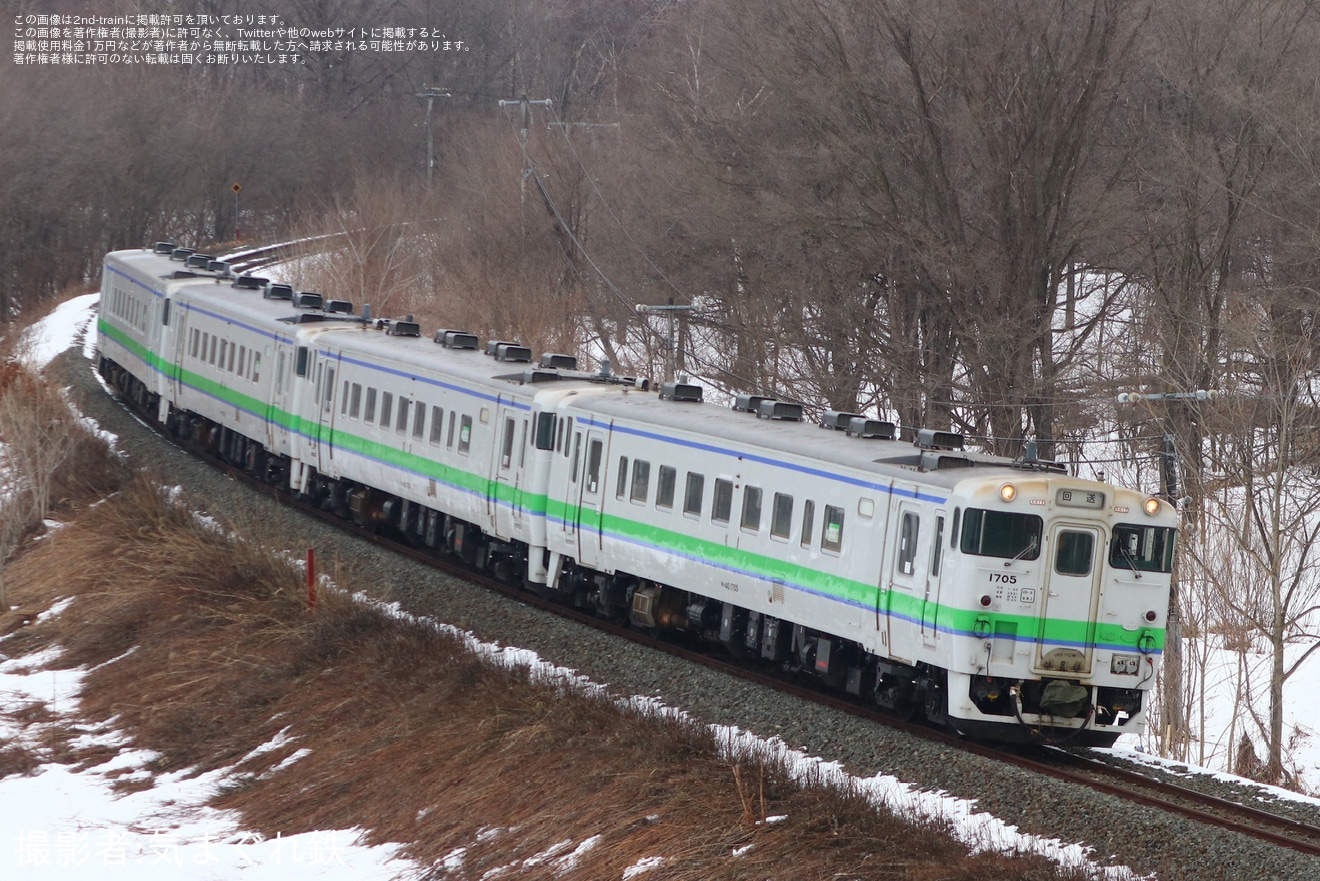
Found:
[50,344,1320,880]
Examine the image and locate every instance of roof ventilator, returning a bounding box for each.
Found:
[153,242,176,254]
[494,342,532,363]
[660,380,703,402]
[382,317,421,337]
[207,260,231,275]
[758,400,804,421]
[264,283,294,301]
[820,410,864,431]
[170,248,195,262]
[435,330,479,350]
[914,428,965,451]
[233,275,269,290]
[540,352,578,370]
[733,393,772,414]
[325,299,354,315]
[294,292,324,310]
[846,418,897,440]
[185,253,213,269]
[485,339,519,356]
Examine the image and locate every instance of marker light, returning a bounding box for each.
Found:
[1145,610,1158,622]
[1000,484,1017,503]
[980,595,993,607]
[1144,498,1161,516]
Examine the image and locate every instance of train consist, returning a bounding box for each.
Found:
[97,244,1176,746]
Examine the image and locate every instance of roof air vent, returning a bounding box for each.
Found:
[660,381,703,402]
[847,418,897,440]
[758,400,804,421]
[437,330,479,350]
[385,319,421,337]
[733,393,772,414]
[185,253,213,269]
[520,368,561,384]
[294,292,324,309]
[485,339,518,356]
[264,283,294,301]
[540,352,578,370]
[207,260,231,275]
[820,410,864,431]
[233,275,269,290]
[495,343,532,363]
[153,242,176,254]
[170,248,195,262]
[170,270,199,279]
[325,299,354,314]
[915,428,965,451]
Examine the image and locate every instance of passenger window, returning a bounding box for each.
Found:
[656,466,676,509]
[364,388,377,423]
[349,383,362,419]
[211,335,219,366]
[190,329,200,358]
[771,493,793,539]
[238,345,246,375]
[616,457,629,499]
[822,505,845,553]
[683,473,705,517]
[631,460,651,503]
[897,512,919,575]
[447,411,456,449]
[501,418,515,469]
[563,417,574,457]
[413,401,426,439]
[458,414,473,454]
[801,500,816,548]
[1056,531,1094,576]
[227,342,236,374]
[380,392,394,428]
[741,486,762,532]
[713,479,733,524]
[430,406,444,445]
[396,398,410,434]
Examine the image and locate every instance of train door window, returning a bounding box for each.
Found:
[294,346,309,377]
[364,388,377,423]
[396,398,410,434]
[447,411,456,449]
[801,500,816,548]
[741,486,762,533]
[771,493,793,539]
[275,350,285,393]
[683,473,704,518]
[518,420,528,468]
[413,401,426,439]
[380,392,394,429]
[458,414,472,455]
[501,417,515,469]
[162,299,170,326]
[630,460,651,503]
[430,407,445,445]
[822,505,845,553]
[1056,530,1094,576]
[555,418,564,453]
[931,516,945,577]
[323,368,335,412]
[897,512,919,574]
[656,466,676,510]
[535,413,555,451]
[349,383,362,419]
[584,438,600,492]
[563,417,574,457]
[712,479,733,524]
[616,457,629,499]
[951,508,960,549]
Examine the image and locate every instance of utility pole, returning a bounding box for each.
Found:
[498,96,553,227]
[636,300,696,382]
[416,85,451,186]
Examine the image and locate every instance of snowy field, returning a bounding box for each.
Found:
[2,295,1318,879]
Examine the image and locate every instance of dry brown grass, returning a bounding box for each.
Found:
[0,474,1087,880]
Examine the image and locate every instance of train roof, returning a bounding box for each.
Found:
[566,386,1065,492]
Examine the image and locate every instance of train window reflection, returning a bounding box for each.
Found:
[1110,524,1176,573]
[959,509,1042,560]
[1055,530,1094,576]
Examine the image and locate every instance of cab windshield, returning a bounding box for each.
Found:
[959,509,1042,560]
[1110,524,1176,573]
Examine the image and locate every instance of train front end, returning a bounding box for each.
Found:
[939,474,1177,746]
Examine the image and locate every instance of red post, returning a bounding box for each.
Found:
[306,547,316,612]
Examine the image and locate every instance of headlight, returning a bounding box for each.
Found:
[1144,498,1161,516]
[1000,484,1017,502]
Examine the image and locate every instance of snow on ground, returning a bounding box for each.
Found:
[2,292,1317,880]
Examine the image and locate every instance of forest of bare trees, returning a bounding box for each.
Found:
[7,0,1320,786]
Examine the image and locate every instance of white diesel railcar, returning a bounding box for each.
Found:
[98,244,1177,745]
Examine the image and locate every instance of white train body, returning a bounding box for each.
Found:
[98,245,1177,745]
